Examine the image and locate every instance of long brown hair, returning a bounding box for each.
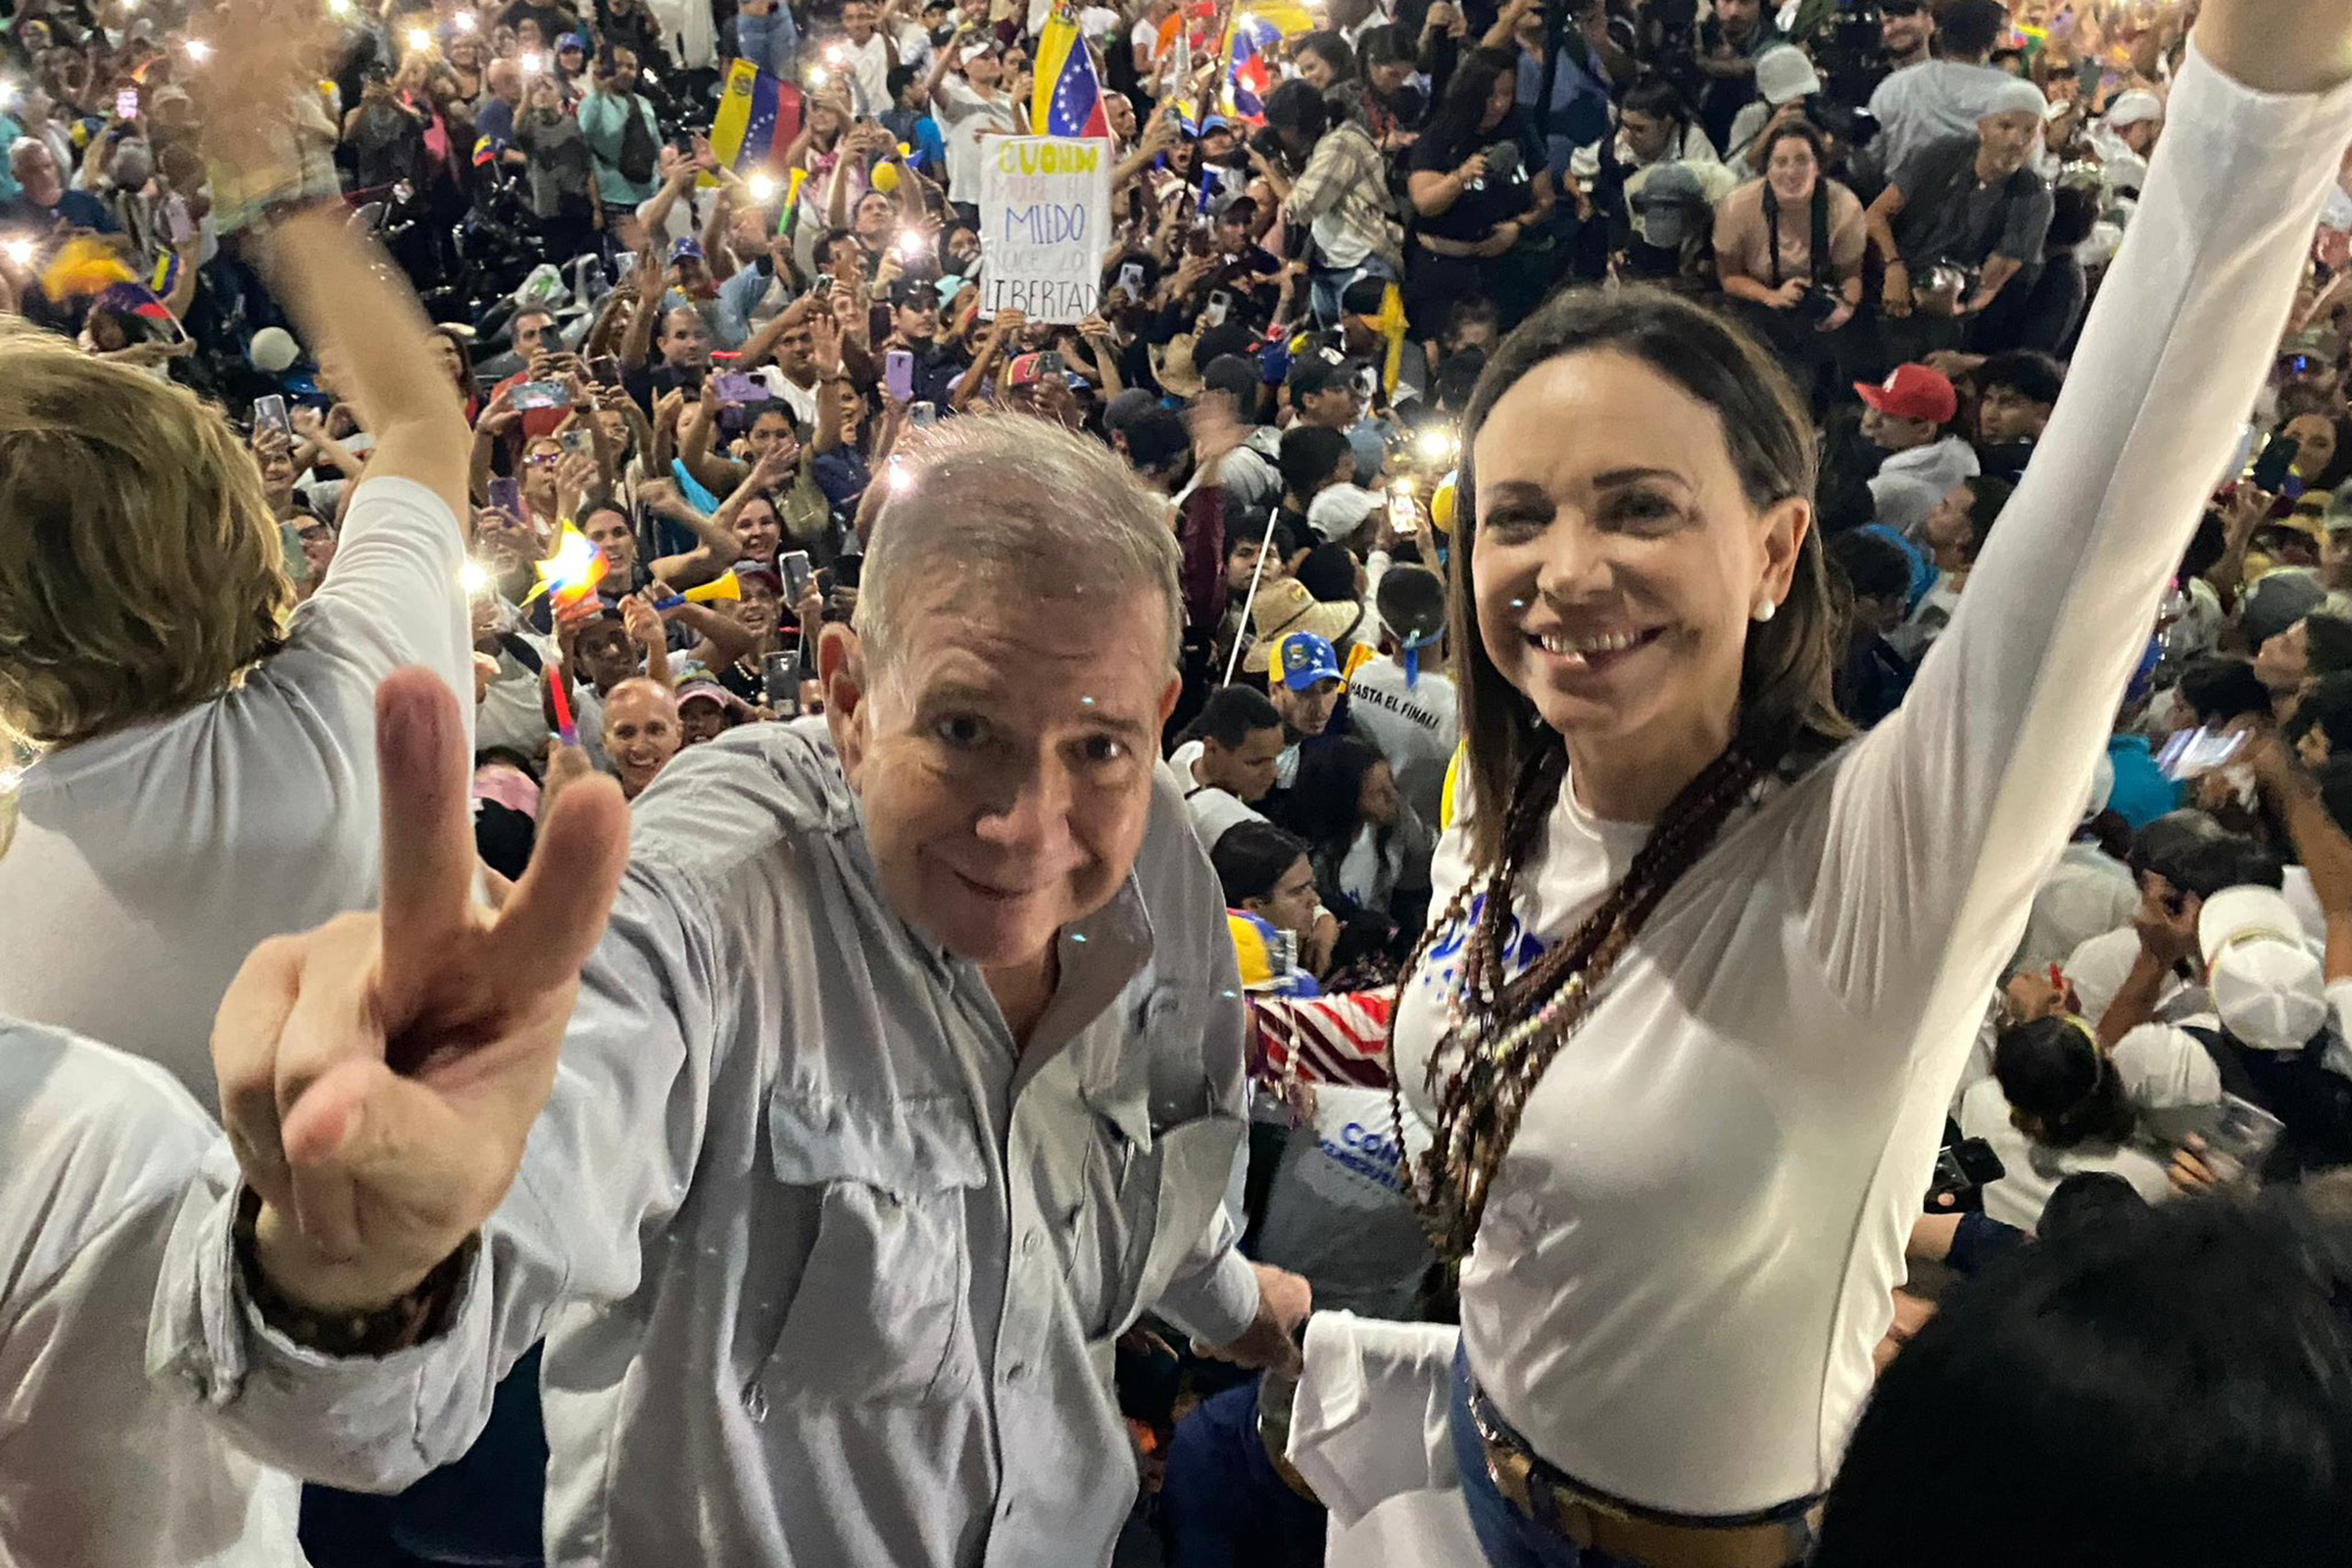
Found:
[1448,284,1849,870]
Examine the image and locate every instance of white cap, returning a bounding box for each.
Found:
[2083,751,2116,822]
[2201,886,2328,1053]
[2062,927,2145,1029]
[1307,483,1383,543]
[1754,45,1820,107]
[2105,89,2164,128]
[248,325,301,373]
[1979,77,2049,122]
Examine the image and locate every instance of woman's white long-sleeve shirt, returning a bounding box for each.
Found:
[1385,47,2352,1519]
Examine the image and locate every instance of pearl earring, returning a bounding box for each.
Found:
[1751,598,1778,624]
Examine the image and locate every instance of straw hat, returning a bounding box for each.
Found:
[1241,576,1362,673]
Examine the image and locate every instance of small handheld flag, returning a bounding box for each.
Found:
[524,521,610,609]
[708,59,803,188]
[39,235,135,301]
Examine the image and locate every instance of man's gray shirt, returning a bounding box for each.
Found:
[151,719,1259,1567]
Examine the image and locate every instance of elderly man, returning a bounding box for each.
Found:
[2,135,120,231]
[472,58,529,170]
[151,416,1308,1568]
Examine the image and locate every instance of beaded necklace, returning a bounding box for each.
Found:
[1388,743,1760,1261]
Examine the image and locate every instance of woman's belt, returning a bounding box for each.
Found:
[1464,1374,1820,1568]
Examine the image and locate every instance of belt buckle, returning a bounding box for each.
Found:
[1484,1445,1537,1516]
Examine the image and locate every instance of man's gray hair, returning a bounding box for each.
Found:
[6,138,43,176]
[853,413,1184,678]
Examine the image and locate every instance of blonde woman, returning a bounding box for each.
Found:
[0,66,472,1109]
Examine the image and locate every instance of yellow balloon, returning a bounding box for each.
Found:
[1431,470,1458,533]
[870,162,901,193]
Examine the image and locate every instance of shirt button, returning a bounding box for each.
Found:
[1018,1230,1040,1257]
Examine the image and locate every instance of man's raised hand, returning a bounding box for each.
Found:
[217,667,630,1315]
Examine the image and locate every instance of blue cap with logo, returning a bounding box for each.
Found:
[1276,631,1343,692]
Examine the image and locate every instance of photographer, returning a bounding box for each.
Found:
[1404,45,1554,329]
[1713,119,1864,405]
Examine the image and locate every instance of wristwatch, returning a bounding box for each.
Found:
[232,1186,475,1357]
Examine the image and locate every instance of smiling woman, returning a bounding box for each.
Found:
[1452,289,1847,845]
[1325,16,2352,1566]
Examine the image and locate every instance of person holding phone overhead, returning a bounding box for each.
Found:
[1278,2,2352,1564]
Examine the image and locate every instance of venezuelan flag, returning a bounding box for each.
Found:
[707,59,803,188]
[1226,13,1280,122]
[1032,1,1112,138]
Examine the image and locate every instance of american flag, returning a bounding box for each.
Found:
[1250,988,1396,1091]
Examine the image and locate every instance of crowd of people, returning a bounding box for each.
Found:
[6,0,2352,1563]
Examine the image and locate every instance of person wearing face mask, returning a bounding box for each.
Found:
[1564,79,1727,270]
[1868,76,2058,357]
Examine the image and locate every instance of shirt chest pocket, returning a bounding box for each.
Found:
[1091,1115,1243,1340]
[1077,990,1246,1339]
[757,1092,991,1407]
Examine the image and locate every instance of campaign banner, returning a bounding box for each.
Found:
[979,136,1112,324]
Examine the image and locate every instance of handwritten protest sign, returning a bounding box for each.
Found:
[979,136,1112,324]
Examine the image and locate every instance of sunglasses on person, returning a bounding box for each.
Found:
[524,451,562,466]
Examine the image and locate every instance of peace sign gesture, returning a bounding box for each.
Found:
[218,667,630,1316]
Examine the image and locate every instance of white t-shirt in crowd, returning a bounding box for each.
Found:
[1169,738,1268,850]
[934,76,1018,206]
[1130,15,1162,74]
[0,478,470,1112]
[2011,839,2141,975]
[846,31,894,116]
[753,364,824,428]
[1346,658,1458,830]
[0,1016,304,1565]
[1870,435,1980,542]
[1365,49,2352,1520]
[1956,1074,2175,1232]
[1867,60,2016,173]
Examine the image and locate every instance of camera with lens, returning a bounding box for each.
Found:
[1917,261,1979,315]
[1794,282,1843,322]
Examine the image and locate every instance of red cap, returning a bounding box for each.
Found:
[1854,364,1958,426]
